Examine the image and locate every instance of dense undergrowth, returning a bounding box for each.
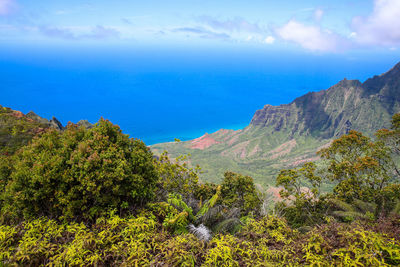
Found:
[1,214,399,266]
[0,109,399,266]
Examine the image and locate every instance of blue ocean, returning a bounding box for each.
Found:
[0,44,398,145]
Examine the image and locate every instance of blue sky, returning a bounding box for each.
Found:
[0,0,399,53]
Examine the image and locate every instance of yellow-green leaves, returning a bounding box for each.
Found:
[0,214,399,266]
[154,151,200,200]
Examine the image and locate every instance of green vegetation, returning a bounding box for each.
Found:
[0,214,398,266]
[152,63,400,186]
[0,105,49,155]
[0,106,399,265]
[1,119,158,222]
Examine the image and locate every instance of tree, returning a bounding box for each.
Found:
[220,172,261,216]
[1,118,159,222]
[376,113,400,179]
[276,162,328,228]
[318,130,393,205]
[154,151,200,201]
[317,120,400,217]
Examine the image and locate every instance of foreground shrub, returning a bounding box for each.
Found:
[154,152,200,201]
[220,172,261,216]
[302,222,400,266]
[0,215,399,266]
[153,234,205,266]
[1,119,159,222]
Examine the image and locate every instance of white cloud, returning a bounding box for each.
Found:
[197,16,263,34]
[314,8,324,22]
[0,0,15,15]
[39,25,120,40]
[351,0,400,46]
[276,20,345,52]
[171,16,270,43]
[172,27,230,40]
[264,36,275,44]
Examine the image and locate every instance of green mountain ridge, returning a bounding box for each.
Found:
[0,106,93,154]
[151,62,400,186]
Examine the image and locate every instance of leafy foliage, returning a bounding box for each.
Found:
[276,162,329,227]
[278,114,400,228]
[318,130,394,205]
[1,107,400,265]
[329,198,376,222]
[1,118,159,222]
[154,151,200,200]
[220,172,261,216]
[0,214,398,266]
[302,222,400,266]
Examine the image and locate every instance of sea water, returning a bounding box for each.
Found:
[0,43,398,144]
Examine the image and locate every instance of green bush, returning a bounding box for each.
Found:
[154,152,200,200]
[220,172,261,216]
[1,118,159,222]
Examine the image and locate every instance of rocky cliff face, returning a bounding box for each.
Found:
[26,112,94,131]
[152,62,400,185]
[251,62,400,139]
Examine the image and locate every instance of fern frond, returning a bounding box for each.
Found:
[390,200,400,215]
[332,211,367,220]
[225,207,240,219]
[353,199,376,213]
[167,193,195,221]
[196,186,221,220]
[199,205,224,225]
[330,199,355,212]
[213,218,242,234]
[208,185,221,208]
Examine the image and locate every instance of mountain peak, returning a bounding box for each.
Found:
[250,61,400,138]
[382,61,400,76]
[336,78,361,88]
[363,61,400,101]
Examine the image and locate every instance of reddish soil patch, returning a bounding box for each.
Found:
[190,134,220,150]
[248,144,261,157]
[267,186,284,201]
[215,129,230,135]
[33,127,46,135]
[289,156,320,167]
[267,186,313,201]
[227,135,239,146]
[268,139,297,160]
[221,140,250,159]
[11,110,24,118]
[316,141,333,151]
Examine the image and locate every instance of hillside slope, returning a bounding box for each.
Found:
[0,106,93,155]
[151,62,400,185]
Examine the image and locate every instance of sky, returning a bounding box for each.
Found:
[0,0,399,52]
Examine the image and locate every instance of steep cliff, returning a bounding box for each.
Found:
[152,62,400,185]
[251,62,400,139]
